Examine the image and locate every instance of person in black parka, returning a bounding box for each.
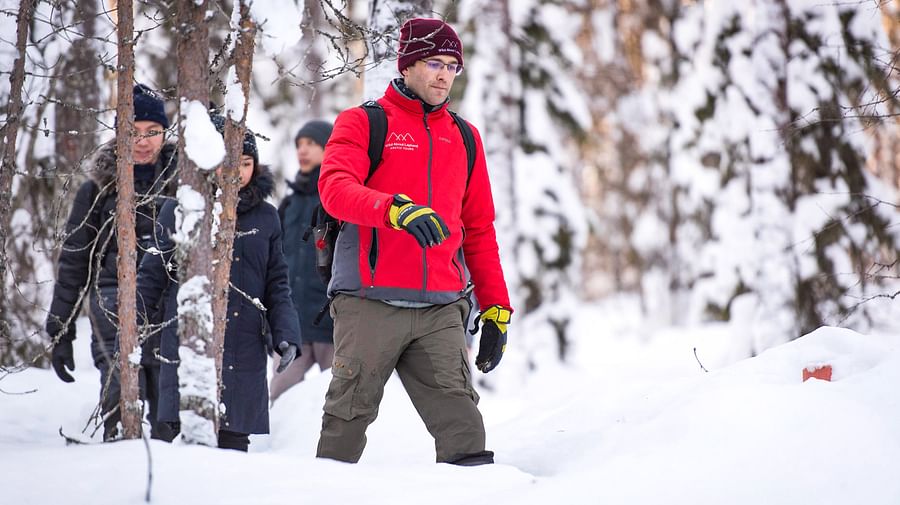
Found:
[46,84,176,441]
[270,120,334,402]
[136,119,301,451]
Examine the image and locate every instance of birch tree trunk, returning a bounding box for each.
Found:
[364,0,433,99]
[0,0,36,362]
[114,0,142,440]
[175,0,218,446]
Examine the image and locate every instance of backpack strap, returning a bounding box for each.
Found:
[360,101,476,187]
[361,101,387,184]
[448,110,477,185]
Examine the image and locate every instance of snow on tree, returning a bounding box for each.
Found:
[173,0,221,444]
[603,0,900,354]
[456,0,589,372]
[364,0,433,98]
[170,0,304,444]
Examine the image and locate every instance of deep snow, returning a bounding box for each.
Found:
[3,299,900,504]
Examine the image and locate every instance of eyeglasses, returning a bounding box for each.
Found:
[421,59,463,75]
[134,129,164,142]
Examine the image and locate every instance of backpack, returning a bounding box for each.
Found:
[305,101,477,325]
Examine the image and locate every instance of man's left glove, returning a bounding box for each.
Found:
[474,305,511,373]
[276,342,299,373]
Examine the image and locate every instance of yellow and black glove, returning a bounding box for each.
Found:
[474,305,511,373]
[389,194,450,248]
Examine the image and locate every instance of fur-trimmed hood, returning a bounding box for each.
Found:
[90,141,178,196]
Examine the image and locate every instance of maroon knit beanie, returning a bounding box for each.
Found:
[397,18,463,72]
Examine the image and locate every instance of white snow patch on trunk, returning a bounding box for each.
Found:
[127,345,142,366]
[178,411,217,447]
[224,66,245,122]
[177,275,214,336]
[174,185,206,246]
[182,99,225,170]
[177,345,218,446]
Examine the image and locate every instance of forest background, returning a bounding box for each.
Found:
[1,0,900,395]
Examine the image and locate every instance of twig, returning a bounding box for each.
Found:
[58,426,87,445]
[142,427,153,503]
[0,384,37,395]
[693,347,709,373]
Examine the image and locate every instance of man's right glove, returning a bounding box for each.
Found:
[389,194,450,248]
[51,338,76,383]
[474,305,511,373]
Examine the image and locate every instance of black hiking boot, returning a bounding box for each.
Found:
[446,450,495,466]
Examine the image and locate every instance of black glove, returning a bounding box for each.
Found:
[276,341,299,373]
[474,305,511,373]
[388,194,450,248]
[51,339,76,383]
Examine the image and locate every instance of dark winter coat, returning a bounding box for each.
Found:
[46,141,177,366]
[278,167,334,343]
[137,168,301,434]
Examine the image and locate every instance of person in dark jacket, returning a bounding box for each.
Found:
[136,119,301,451]
[316,19,513,466]
[46,84,176,441]
[270,120,334,402]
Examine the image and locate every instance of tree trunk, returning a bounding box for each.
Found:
[364,0,433,99]
[211,0,255,408]
[300,0,325,117]
[0,0,36,367]
[175,0,218,446]
[114,0,141,440]
[55,0,101,174]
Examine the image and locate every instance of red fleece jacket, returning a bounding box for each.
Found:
[318,83,512,311]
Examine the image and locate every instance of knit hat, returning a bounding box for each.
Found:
[397,18,463,72]
[210,114,259,168]
[294,120,333,148]
[133,84,169,129]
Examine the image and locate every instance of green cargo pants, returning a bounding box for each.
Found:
[316,294,484,463]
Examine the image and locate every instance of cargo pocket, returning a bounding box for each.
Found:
[323,354,361,421]
[460,349,480,405]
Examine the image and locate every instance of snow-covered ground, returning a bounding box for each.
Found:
[3,299,900,504]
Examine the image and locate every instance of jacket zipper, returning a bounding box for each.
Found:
[422,111,433,295]
[452,227,466,285]
[452,254,463,284]
[369,228,378,287]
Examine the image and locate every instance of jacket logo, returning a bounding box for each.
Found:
[385,131,418,152]
[388,132,415,142]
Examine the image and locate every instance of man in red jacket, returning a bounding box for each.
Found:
[316,18,513,466]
